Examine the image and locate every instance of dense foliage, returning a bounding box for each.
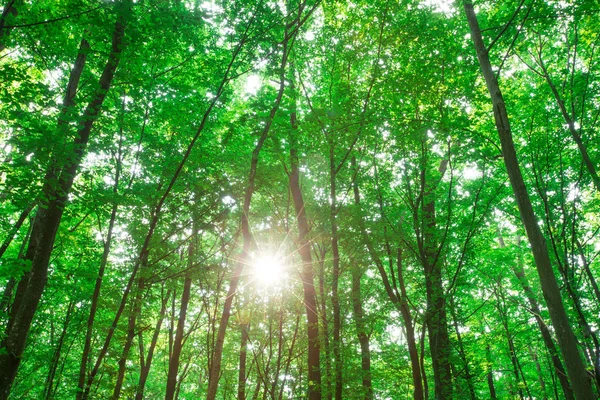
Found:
[1,0,599,399]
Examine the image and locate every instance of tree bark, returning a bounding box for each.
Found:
[289,106,321,400]
[237,323,249,400]
[328,142,343,400]
[0,211,31,318]
[464,2,595,398]
[495,286,525,400]
[165,235,195,400]
[530,346,548,400]
[165,218,198,400]
[351,265,373,400]
[448,298,476,400]
[43,300,74,400]
[112,299,139,399]
[486,343,497,400]
[575,238,600,309]
[498,231,574,400]
[316,249,333,400]
[419,156,452,400]
[134,288,170,400]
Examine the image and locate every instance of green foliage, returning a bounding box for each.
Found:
[1,0,599,398]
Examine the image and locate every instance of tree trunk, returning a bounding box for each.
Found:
[495,286,525,400]
[289,107,321,400]
[316,249,333,400]
[575,238,600,309]
[351,266,373,400]
[329,142,343,400]
[165,229,195,400]
[113,300,139,399]
[77,129,123,400]
[278,313,301,400]
[530,346,548,400]
[463,2,596,398]
[420,156,452,400]
[135,288,170,400]
[554,249,600,390]
[448,298,476,400]
[419,321,429,400]
[0,4,128,395]
[237,323,249,400]
[0,218,31,317]
[499,231,574,400]
[397,247,425,400]
[43,300,74,400]
[486,343,497,400]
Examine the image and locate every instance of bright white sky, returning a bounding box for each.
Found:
[245,74,261,95]
[420,0,454,15]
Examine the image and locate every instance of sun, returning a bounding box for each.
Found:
[252,254,284,286]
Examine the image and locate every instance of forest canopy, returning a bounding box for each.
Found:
[1,0,599,399]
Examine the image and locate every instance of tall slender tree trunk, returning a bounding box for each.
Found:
[351,265,373,400]
[289,106,321,400]
[237,322,249,400]
[575,239,600,309]
[77,128,123,400]
[555,251,600,390]
[0,214,31,318]
[397,247,424,400]
[113,296,140,399]
[43,300,74,400]
[316,249,333,400]
[448,298,476,400]
[134,288,170,400]
[498,231,574,400]
[495,287,525,400]
[530,346,548,400]
[165,233,195,400]
[165,276,194,400]
[464,2,595,398]
[270,307,286,398]
[82,17,248,400]
[420,156,452,400]
[0,4,129,395]
[278,313,301,400]
[486,343,497,400]
[328,143,343,400]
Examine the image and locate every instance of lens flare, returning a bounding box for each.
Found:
[252,254,283,285]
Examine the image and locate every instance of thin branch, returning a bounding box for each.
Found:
[2,5,104,29]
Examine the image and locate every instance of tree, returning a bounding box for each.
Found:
[463,1,595,398]
[1,0,599,399]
